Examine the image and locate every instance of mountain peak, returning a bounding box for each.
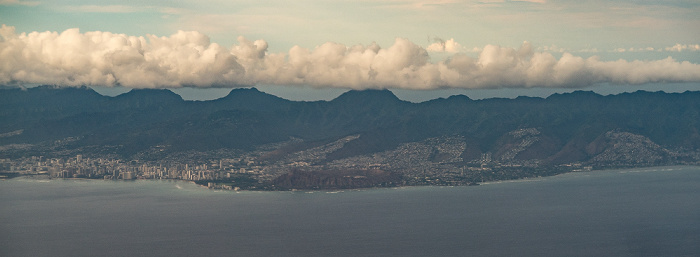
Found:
[223,87,267,98]
[546,90,601,100]
[112,88,183,108]
[215,87,290,111]
[221,87,288,102]
[117,88,182,100]
[332,89,402,103]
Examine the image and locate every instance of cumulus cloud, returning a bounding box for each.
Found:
[1,25,699,90]
[0,25,245,88]
[427,38,463,53]
[665,44,700,52]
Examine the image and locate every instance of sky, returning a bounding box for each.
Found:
[1,0,699,101]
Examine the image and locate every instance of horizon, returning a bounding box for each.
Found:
[5,82,700,103]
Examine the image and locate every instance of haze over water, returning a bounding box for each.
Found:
[2,166,699,257]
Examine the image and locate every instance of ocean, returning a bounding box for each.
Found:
[1,166,699,257]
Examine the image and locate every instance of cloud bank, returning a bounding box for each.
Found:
[1,25,699,90]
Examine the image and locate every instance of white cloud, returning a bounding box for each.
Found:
[665,44,700,52]
[427,38,463,53]
[1,25,699,90]
[0,25,244,88]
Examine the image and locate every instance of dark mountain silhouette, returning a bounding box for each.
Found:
[1,86,699,169]
[211,87,291,112]
[111,88,183,109]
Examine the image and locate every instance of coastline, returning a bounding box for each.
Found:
[4,165,697,192]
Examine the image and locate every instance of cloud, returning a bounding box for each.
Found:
[665,44,700,52]
[0,25,244,88]
[427,38,463,53]
[613,47,656,53]
[1,25,699,90]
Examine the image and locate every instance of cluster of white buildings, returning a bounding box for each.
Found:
[1,155,264,181]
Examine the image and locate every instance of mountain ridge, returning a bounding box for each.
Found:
[1,86,699,183]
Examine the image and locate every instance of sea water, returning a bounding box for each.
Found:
[1,166,699,257]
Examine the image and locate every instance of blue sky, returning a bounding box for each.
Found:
[1,0,699,101]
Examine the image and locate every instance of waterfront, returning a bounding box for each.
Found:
[1,166,699,256]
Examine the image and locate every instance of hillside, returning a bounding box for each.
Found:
[1,86,699,188]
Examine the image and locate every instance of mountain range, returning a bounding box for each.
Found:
[1,85,700,187]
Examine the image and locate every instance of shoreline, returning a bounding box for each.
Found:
[3,165,696,192]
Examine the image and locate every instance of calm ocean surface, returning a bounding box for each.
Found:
[1,166,699,257]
